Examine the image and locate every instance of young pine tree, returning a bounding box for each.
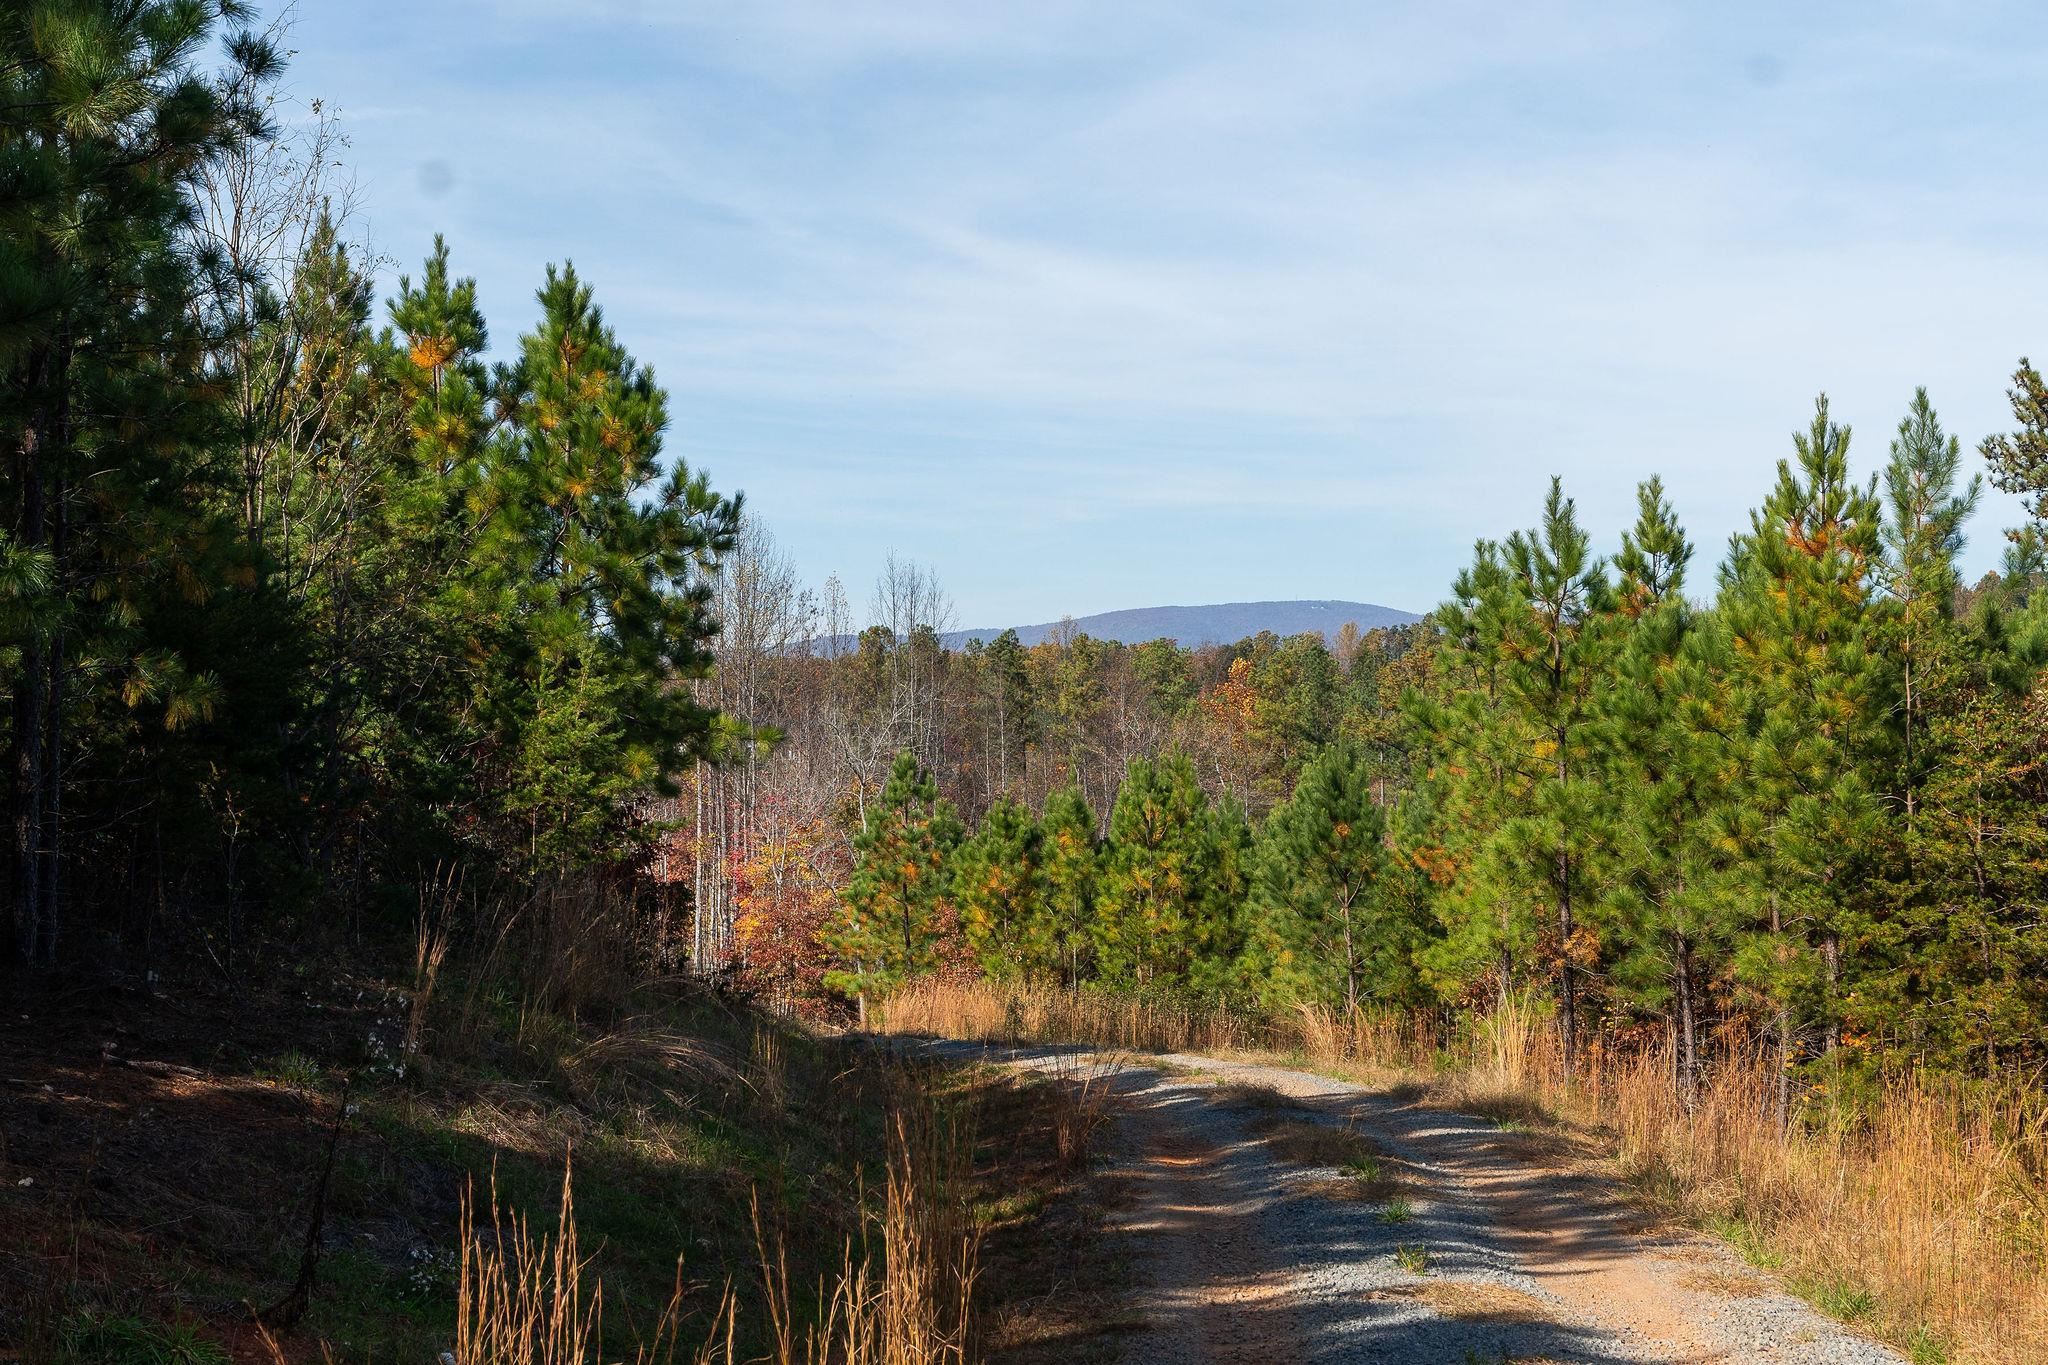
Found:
[1489,479,1614,1066]
[1093,752,1244,992]
[480,263,738,869]
[1597,479,1730,1104]
[1718,397,1889,1112]
[1408,540,1538,1002]
[1878,389,1980,840]
[952,795,1046,980]
[1246,738,1394,1012]
[1037,785,1100,987]
[828,751,964,1014]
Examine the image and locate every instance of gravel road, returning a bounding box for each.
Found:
[920,1040,1904,1365]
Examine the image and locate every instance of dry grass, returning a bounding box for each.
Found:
[875,980,2048,1364]
[1255,1118,1375,1170]
[1038,1054,1121,1173]
[753,1106,980,1365]
[1371,1281,1557,1324]
[1678,1268,1768,1299]
[455,1106,981,1365]
[1208,1082,1305,1112]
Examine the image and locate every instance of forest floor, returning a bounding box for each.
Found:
[916,1040,1907,1365]
[0,963,1119,1364]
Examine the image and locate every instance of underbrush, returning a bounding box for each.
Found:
[876,979,2048,1364]
[0,952,1091,1364]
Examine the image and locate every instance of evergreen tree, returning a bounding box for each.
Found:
[828,750,963,1010]
[1246,738,1402,1012]
[965,629,1035,801]
[1597,479,1727,1102]
[1,0,275,963]
[1247,634,1341,808]
[1718,397,1888,1112]
[480,263,738,868]
[952,795,1045,979]
[1898,640,2048,1069]
[1979,359,2048,535]
[1458,479,1615,1064]
[1878,388,1979,840]
[1093,752,1244,991]
[1037,785,1099,987]
[1408,540,1536,1002]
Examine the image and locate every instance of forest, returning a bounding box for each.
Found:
[6,3,2048,1362]
[7,0,2048,1109]
[692,414,2048,1097]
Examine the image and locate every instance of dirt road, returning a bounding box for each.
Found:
[926,1042,1902,1365]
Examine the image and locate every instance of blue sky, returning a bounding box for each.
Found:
[285,1,2044,626]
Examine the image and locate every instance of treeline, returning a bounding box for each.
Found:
[730,390,2048,1097]
[665,543,1430,998]
[3,3,737,979]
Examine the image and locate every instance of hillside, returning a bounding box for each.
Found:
[950,599,1420,649]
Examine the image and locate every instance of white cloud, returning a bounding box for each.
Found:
[289,0,2047,618]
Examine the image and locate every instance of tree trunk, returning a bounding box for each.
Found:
[1555,733,1576,1074]
[1821,932,1841,1055]
[1771,890,1791,1134]
[1557,847,1576,1073]
[13,637,46,965]
[1674,934,1698,1111]
[11,336,57,967]
[1340,896,1358,1015]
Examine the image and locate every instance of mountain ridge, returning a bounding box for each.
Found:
[945,598,1421,649]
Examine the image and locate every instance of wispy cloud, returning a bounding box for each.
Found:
[287,0,2046,622]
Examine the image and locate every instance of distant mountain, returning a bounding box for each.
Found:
[947,599,1420,650]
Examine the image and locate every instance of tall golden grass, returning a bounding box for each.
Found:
[875,980,2048,1364]
[452,1105,979,1365]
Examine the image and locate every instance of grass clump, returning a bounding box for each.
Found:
[57,1314,230,1365]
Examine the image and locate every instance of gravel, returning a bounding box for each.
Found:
[921,1038,1906,1365]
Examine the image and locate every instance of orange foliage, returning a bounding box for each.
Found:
[731,806,847,1011]
[408,334,456,371]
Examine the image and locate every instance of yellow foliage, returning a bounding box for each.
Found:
[408,335,456,371]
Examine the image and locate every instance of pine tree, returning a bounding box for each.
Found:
[969,629,1034,799]
[1979,359,2048,535]
[1879,389,1980,840]
[828,750,963,1012]
[1246,634,1341,810]
[479,263,738,869]
[953,795,1045,979]
[0,0,275,963]
[1488,479,1614,1065]
[1093,752,1244,991]
[1246,738,1402,1012]
[1408,540,1536,1002]
[1037,785,1099,987]
[1900,643,2048,1069]
[1718,397,1889,1113]
[1598,479,1727,1103]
